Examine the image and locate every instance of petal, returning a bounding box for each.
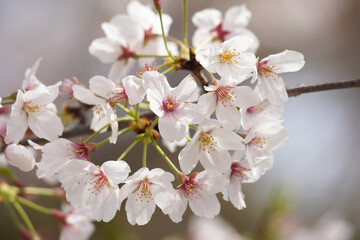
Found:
[212,128,244,150]
[153,13,173,36]
[199,148,232,173]
[172,75,197,101]
[215,101,241,130]
[5,92,27,144]
[197,92,216,118]
[125,193,156,225]
[101,160,131,185]
[178,139,201,174]
[28,108,64,141]
[91,188,119,222]
[223,5,251,30]
[127,1,156,30]
[108,59,136,83]
[5,144,35,172]
[227,177,246,210]
[234,86,261,109]
[72,85,102,105]
[142,71,171,93]
[262,50,305,74]
[257,74,288,104]
[89,76,116,99]
[159,113,188,142]
[109,15,144,49]
[188,191,220,218]
[89,37,121,64]
[192,8,222,29]
[168,193,188,223]
[122,75,145,105]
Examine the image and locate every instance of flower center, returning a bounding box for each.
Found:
[249,136,270,149]
[200,134,217,153]
[135,179,154,203]
[257,61,280,80]
[181,177,203,200]
[118,45,135,61]
[219,49,239,64]
[215,85,236,107]
[210,22,231,42]
[231,162,251,181]
[162,95,178,112]
[91,105,105,120]
[24,103,46,119]
[108,86,127,106]
[69,143,89,160]
[87,167,108,195]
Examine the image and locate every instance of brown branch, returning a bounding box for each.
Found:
[179,48,209,87]
[286,79,360,97]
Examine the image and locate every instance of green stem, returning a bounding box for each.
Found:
[158,60,178,69]
[195,35,214,53]
[189,124,197,130]
[22,187,58,197]
[3,198,22,230]
[135,104,139,122]
[115,103,133,117]
[183,0,188,48]
[161,65,176,75]
[143,142,148,167]
[117,137,143,161]
[95,125,136,148]
[207,71,216,82]
[135,54,169,59]
[1,96,14,101]
[1,101,15,105]
[12,200,40,240]
[16,196,52,215]
[148,117,159,131]
[150,136,180,175]
[157,9,175,60]
[85,124,110,144]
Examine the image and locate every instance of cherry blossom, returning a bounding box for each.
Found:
[198,78,260,130]
[35,138,95,184]
[178,119,244,174]
[192,5,259,52]
[5,86,63,144]
[59,160,130,222]
[255,50,305,104]
[143,71,203,142]
[120,167,178,225]
[89,14,143,82]
[196,35,257,81]
[169,171,227,222]
[21,58,45,91]
[4,143,36,172]
[59,204,95,240]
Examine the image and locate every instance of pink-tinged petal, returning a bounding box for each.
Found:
[178,140,201,174]
[199,170,228,193]
[228,28,259,53]
[192,8,222,29]
[89,37,121,64]
[91,188,119,222]
[159,113,188,142]
[154,188,177,215]
[89,76,116,99]
[172,75,197,101]
[22,58,42,91]
[127,1,156,31]
[101,161,130,185]
[258,74,288,104]
[108,59,136,83]
[223,5,251,30]
[262,50,305,74]
[198,119,222,132]
[125,192,156,225]
[212,128,244,151]
[234,86,261,109]
[28,109,64,141]
[227,177,246,210]
[173,103,203,125]
[199,148,232,173]
[5,92,27,144]
[5,144,35,172]
[73,85,102,105]
[215,101,241,130]
[197,92,216,119]
[146,88,164,117]
[122,75,145,105]
[188,191,221,218]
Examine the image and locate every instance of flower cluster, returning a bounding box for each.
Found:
[0,1,306,239]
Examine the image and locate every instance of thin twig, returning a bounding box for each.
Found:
[286,79,360,97]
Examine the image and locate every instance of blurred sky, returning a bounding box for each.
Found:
[0,0,359,239]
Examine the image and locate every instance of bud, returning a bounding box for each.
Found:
[153,0,162,11]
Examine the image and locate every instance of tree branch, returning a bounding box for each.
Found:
[286,79,360,97]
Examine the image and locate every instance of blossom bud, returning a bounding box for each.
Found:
[5,144,35,172]
[153,0,162,11]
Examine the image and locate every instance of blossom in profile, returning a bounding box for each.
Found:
[254,50,305,104]
[5,85,63,144]
[143,71,203,143]
[197,78,260,130]
[21,58,45,92]
[192,5,259,52]
[179,119,244,174]
[169,171,227,222]
[120,167,178,225]
[59,160,130,222]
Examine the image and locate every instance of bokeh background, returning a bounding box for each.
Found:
[0,0,359,239]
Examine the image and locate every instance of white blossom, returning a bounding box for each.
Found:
[4,143,36,172]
